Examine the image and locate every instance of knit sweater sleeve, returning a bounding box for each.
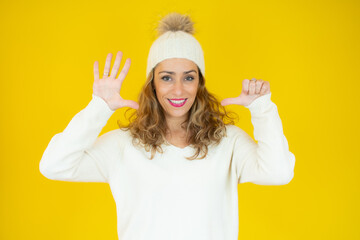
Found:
[39,94,117,183]
[233,92,296,185]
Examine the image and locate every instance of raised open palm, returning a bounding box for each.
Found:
[93,51,139,111]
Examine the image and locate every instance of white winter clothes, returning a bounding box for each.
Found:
[39,92,295,240]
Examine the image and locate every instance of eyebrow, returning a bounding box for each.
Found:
[158,70,197,75]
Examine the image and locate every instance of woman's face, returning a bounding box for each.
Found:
[153,58,199,123]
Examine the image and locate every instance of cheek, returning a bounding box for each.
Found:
[154,84,164,96]
[158,88,168,98]
[190,86,198,98]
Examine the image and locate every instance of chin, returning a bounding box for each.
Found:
[166,111,189,119]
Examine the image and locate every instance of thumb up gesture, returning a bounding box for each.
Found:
[221,78,271,107]
[93,51,139,111]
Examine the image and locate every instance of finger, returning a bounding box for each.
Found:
[249,78,256,95]
[242,79,250,94]
[122,99,139,110]
[221,97,239,106]
[260,85,267,94]
[110,51,123,79]
[94,61,99,81]
[103,53,113,78]
[117,58,131,84]
[255,79,263,94]
[260,81,270,94]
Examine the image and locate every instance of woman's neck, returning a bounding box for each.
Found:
[165,115,188,134]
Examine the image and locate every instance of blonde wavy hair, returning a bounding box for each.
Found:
[118,12,238,160]
[118,67,238,160]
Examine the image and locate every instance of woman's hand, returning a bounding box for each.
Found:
[93,51,139,111]
[221,78,271,107]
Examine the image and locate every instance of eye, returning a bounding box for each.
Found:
[185,76,194,81]
[161,76,171,81]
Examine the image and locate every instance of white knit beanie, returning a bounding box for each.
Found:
[146,13,205,79]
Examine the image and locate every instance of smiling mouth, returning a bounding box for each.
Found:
[168,98,187,107]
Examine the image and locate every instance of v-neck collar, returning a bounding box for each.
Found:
[164,139,192,151]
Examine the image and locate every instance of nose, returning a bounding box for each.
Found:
[173,79,184,96]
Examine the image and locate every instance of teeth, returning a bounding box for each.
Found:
[169,99,186,104]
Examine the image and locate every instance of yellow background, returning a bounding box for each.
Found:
[1,0,359,239]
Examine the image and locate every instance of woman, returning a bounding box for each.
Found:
[40,12,295,240]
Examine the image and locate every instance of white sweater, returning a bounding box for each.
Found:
[39,92,295,240]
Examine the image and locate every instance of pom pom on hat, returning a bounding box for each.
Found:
[146,12,205,79]
[156,12,195,36]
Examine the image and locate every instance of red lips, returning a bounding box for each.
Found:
[168,98,187,107]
